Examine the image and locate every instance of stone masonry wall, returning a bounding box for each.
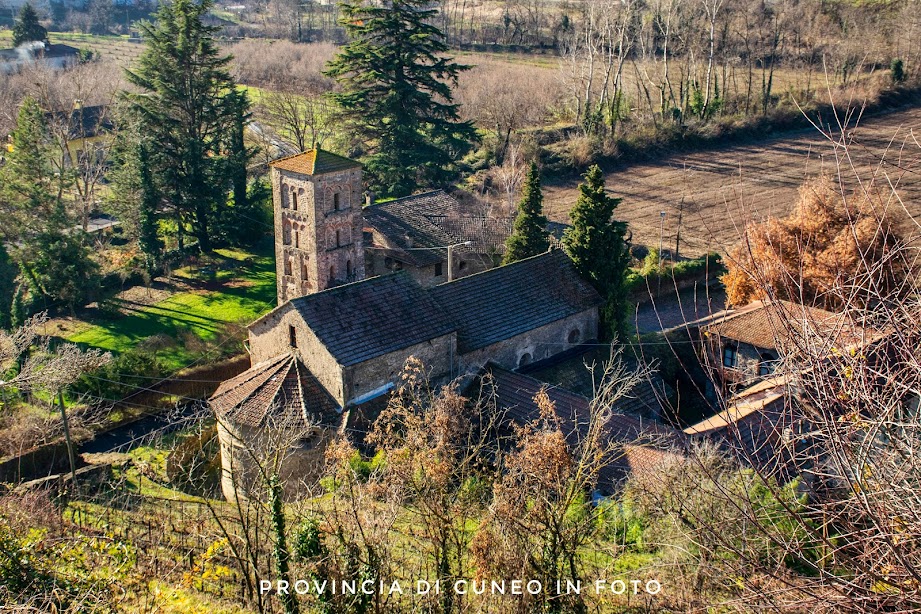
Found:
[248,304,347,405]
[344,333,457,403]
[459,308,599,374]
[272,165,365,304]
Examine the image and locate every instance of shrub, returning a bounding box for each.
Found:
[70,348,168,401]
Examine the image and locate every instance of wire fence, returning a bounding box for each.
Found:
[63,476,276,609]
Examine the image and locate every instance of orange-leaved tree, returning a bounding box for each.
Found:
[722,176,909,309]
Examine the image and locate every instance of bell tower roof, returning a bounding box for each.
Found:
[269,148,362,176]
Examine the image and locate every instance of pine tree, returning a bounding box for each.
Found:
[324,0,477,197]
[562,165,630,340]
[12,3,47,47]
[1,97,61,230]
[2,98,98,312]
[504,162,549,264]
[123,0,249,253]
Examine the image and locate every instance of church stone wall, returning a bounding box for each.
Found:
[248,305,347,406]
[218,419,334,502]
[345,333,457,403]
[459,307,599,373]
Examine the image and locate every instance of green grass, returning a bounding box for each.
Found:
[62,245,276,372]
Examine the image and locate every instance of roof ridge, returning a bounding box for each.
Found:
[290,270,410,303]
[365,189,449,210]
[212,353,290,400]
[432,247,562,289]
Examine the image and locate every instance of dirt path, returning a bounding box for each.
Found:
[544,106,921,257]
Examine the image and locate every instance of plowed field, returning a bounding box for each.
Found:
[544,107,921,257]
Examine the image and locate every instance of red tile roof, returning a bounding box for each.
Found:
[702,299,867,352]
[269,148,361,175]
[210,354,340,428]
[482,364,685,492]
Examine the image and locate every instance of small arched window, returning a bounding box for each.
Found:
[568,329,580,344]
[346,259,353,278]
[336,229,341,247]
[291,189,298,211]
[283,258,292,276]
[333,192,341,211]
[302,262,309,281]
[281,183,289,208]
[518,353,532,369]
[329,264,336,281]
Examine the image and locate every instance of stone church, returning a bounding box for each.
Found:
[211,149,603,500]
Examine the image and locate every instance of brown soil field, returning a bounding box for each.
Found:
[544,106,921,257]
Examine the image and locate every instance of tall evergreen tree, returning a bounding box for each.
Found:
[123,0,250,253]
[0,245,17,330]
[2,98,98,312]
[137,144,164,273]
[562,165,630,340]
[12,3,47,47]
[503,162,549,264]
[1,97,61,231]
[324,0,477,197]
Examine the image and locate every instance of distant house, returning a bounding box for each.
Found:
[45,104,115,168]
[363,189,567,287]
[0,41,80,74]
[700,299,868,392]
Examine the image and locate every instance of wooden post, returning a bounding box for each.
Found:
[57,391,77,483]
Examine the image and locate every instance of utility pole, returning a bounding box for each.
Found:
[58,391,77,483]
[658,210,667,267]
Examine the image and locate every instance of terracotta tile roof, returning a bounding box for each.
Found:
[210,354,340,428]
[290,272,456,366]
[430,250,602,353]
[269,148,361,175]
[482,365,685,492]
[702,299,865,352]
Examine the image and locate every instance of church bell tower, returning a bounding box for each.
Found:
[269,149,366,304]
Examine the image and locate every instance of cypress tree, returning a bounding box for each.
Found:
[562,165,630,340]
[12,4,47,47]
[503,162,549,264]
[137,144,164,273]
[324,0,477,197]
[123,0,249,253]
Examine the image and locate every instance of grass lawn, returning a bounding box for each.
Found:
[58,244,276,372]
